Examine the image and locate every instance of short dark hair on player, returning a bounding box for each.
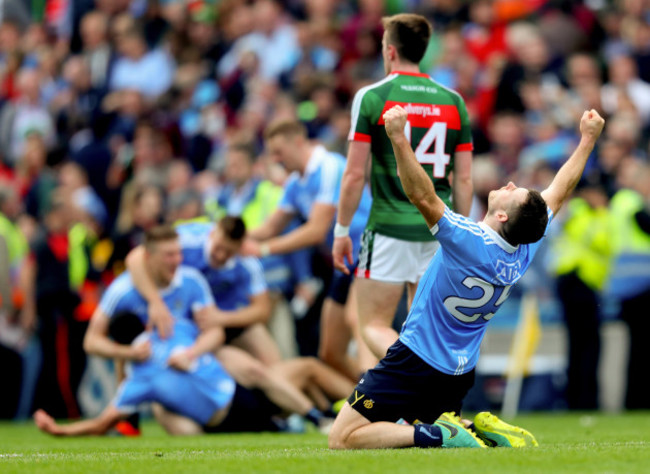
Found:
[502,189,548,245]
[264,119,308,141]
[144,224,178,250]
[108,311,145,345]
[382,14,432,64]
[218,215,246,241]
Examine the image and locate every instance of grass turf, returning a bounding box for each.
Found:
[1,412,650,473]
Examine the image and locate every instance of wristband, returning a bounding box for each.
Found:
[259,242,271,257]
[334,223,350,238]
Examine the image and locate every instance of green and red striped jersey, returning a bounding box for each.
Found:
[349,71,473,241]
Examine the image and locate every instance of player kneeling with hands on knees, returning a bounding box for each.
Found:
[328,105,605,449]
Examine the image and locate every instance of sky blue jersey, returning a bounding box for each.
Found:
[278,144,372,258]
[98,267,236,425]
[399,207,554,375]
[175,222,267,310]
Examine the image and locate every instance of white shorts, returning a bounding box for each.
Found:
[355,230,440,284]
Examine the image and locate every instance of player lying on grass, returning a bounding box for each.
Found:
[328,106,605,449]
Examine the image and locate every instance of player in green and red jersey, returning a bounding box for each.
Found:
[333,13,474,365]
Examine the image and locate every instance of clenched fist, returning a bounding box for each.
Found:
[383,105,409,140]
[580,109,605,142]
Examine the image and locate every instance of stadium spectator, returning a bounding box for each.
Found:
[109,29,174,98]
[552,186,611,410]
[607,161,650,410]
[79,11,115,91]
[0,68,56,165]
[21,192,96,419]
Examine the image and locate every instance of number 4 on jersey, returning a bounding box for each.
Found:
[404,120,450,178]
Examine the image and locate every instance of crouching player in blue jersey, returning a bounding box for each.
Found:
[328,106,605,449]
[34,226,286,436]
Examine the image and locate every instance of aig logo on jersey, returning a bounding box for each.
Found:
[495,260,521,284]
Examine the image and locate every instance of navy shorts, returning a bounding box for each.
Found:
[347,339,475,424]
[205,383,282,433]
[224,327,246,344]
[328,268,354,305]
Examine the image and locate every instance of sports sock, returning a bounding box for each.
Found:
[304,408,324,426]
[413,423,443,448]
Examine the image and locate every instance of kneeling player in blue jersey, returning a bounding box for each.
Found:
[329,106,605,449]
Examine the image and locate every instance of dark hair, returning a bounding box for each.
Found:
[108,311,145,345]
[264,119,308,140]
[144,224,178,249]
[502,189,548,245]
[382,14,432,64]
[218,215,246,241]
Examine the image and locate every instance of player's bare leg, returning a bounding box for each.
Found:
[151,403,203,435]
[230,322,283,366]
[345,280,377,377]
[328,402,414,449]
[34,407,123,436]
[356,278,404,364]
[216,345,317,416]
[319,297,360,381]
[274,357,355,403]
[406,281,420,309]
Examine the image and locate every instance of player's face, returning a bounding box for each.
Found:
[488,182,529,214]
[208,228,242,268]
[148,238,183,286]
[266,135,300,172]
[225,150,253,187]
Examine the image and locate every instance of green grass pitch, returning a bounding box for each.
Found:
[1,412,650,473]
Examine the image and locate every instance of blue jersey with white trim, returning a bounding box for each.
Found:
[279,145,371,257]
[399,207,553,375]
[99,268,235,424]
[176,222,267,310]
[99,265,215,330]
[111,326,236,425]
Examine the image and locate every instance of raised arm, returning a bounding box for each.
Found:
[384,105,446,228]
[452,150,473,217]
[541,110,605,215]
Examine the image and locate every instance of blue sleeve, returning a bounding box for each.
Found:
[241,257,267,296]
[183,268,216,312]
[430,208,489,267]
[112,378,151,413]
[278,175,299,213]
[98,276,133,318]
[313,155,342,205]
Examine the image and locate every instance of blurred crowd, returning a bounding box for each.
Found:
[1,0,650,421]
